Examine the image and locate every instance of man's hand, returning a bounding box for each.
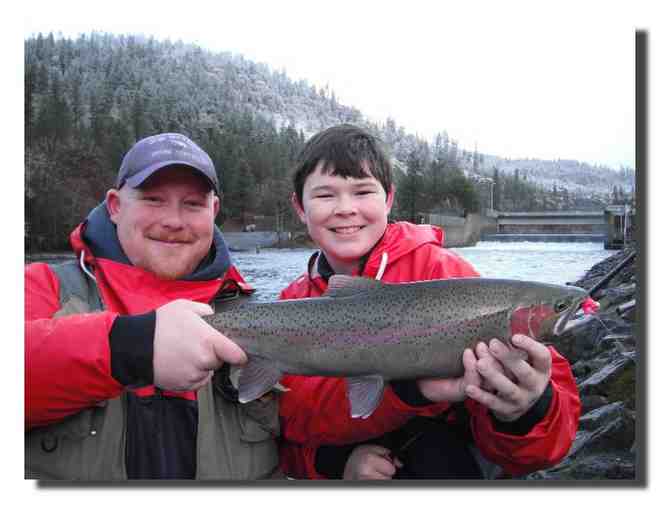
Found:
[343,445,402,480]
[465,334,552,422]
[153,299,247,391]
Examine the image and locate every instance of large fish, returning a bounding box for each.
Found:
[205,276,588,418]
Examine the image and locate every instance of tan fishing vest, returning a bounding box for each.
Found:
[25,260,280,481]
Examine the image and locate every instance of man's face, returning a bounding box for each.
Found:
[107,167,220,280]
[293,161,394,274]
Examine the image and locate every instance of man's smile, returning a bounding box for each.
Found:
[148,236,192,245]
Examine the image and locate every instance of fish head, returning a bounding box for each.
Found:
[510,282,588,341]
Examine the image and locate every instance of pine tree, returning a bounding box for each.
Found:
[492,167,500,210]
[25,63,35,147]
[35,76,71,155]
[397,147,425,222]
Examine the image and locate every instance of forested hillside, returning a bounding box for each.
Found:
[25,32,634,251]
[479,155,635,201]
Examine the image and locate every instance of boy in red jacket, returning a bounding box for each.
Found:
[278,124,581,479]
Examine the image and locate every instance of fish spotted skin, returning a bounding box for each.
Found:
[203,276,587,415]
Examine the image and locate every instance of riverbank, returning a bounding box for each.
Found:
[215,231,314,252]
[523,243,639,480]
[24,235,315,263]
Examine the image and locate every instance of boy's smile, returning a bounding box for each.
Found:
[293,161,394,275]
[330,226,365,235]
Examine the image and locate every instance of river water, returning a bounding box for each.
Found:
[230,242,612,302]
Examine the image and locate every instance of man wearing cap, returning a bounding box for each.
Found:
[28,133,510,481]
[25,133,281,480]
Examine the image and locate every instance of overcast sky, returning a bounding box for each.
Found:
[23,1,642,170]
[9,1,672,504]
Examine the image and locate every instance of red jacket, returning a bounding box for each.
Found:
[278,222,581,478]
[26,207,404,443]
[25,220,251,429]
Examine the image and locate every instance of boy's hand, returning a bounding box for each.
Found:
[343,445,402,480]
[465,334,551,422]
[417,334,551,422]
[417,345,482,403]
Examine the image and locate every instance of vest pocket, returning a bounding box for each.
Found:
[26,408,95,479]
[197,382,279,479]
[25,402,111,480]
[211,368,280,443]
[237,395,280,442]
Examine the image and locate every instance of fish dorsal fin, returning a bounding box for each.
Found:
[325,275,384,298]
[347,375,386,419]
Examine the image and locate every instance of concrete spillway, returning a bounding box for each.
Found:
[481,233,606,243]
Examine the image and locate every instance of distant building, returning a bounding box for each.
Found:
[604,205,635,250]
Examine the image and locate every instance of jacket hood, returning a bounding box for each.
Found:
[70,202,232,282]
[369,221,444,270]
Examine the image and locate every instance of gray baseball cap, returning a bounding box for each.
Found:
[117,133,219,193]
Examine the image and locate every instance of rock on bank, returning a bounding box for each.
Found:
[523,244,639,481]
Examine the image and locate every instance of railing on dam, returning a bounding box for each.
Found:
[493,211,606,235]
[478,210,632,246]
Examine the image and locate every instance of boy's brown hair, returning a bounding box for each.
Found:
[292,124,393,207]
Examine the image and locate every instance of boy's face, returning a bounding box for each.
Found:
[293,161,394,275]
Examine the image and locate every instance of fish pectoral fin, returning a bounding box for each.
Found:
[347,375,386,419]
[230,364,288,394]
[274,382,290,393]
[325,275,384,298]
[237,357,284,403]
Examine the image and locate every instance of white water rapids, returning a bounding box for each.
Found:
[230,242,612,302]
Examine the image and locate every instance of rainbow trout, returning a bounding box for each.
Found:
[204,275,587,418]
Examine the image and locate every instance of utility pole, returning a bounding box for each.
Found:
[490,180,494,212]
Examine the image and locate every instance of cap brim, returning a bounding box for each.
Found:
[123,161,218,191]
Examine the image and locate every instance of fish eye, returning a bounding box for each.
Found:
[554,300,570,313]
